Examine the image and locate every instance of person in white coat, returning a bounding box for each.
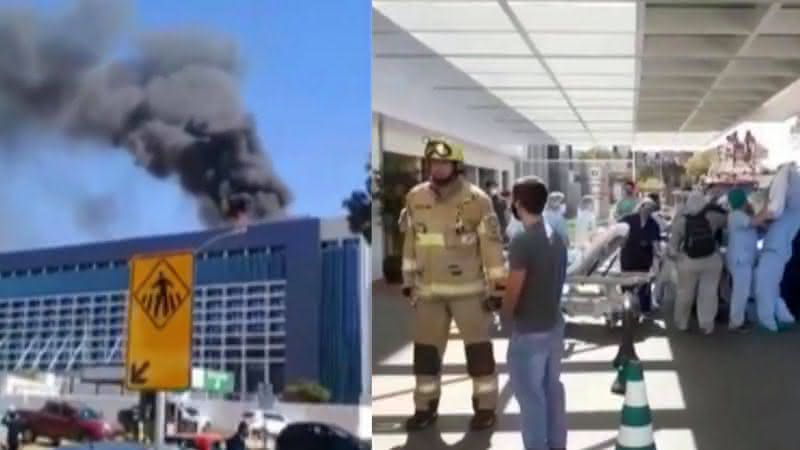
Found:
[574,196,597,248]
[542,192,569,246]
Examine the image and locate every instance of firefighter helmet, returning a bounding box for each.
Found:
[423,138,465,163]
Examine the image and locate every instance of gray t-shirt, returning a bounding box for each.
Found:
[508,220,567,333]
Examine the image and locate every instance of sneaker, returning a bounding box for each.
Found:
[468,410,496,431]
[729,324,751,334]
[405,410,438,431]
[757,324,780,333]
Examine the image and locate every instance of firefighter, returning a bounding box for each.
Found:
[400,137,507,431]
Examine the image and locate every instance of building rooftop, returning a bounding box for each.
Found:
[0,216,320,272]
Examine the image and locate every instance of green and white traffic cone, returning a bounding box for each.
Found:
[616,360,656,450]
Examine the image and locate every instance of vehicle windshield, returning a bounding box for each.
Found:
[78,408,101,420]
[243,412,255,418]
[264,413,284,421]
[184,407,198,415]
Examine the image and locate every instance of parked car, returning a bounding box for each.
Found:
[55,443,149,450]
[275,422,370,450]
[118,401,211,436]
[18,401,114,445]
[242,409,288,439]
[176,405,211,433]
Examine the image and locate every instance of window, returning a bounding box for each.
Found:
[247,285,267,295]
[226,287,244,295]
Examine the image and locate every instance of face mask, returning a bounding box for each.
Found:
[559,204,566,215]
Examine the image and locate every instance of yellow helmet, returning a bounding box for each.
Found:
[423,138,464,163]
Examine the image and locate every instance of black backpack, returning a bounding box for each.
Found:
[683,213,716,258]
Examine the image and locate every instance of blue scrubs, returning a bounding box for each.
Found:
[755,166,800,331]
[726,210,758,328]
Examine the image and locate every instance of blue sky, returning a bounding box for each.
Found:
[0,0,369,250]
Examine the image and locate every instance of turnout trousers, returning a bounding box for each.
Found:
[412,296,498,413]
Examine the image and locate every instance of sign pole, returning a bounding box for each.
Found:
[155,391,166,448]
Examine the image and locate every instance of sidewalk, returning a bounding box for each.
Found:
[372,282,800,450]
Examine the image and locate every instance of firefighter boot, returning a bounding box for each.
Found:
[405,399,439,431]
[469,397,497,431]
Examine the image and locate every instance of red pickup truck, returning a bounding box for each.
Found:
[18,401,114,445]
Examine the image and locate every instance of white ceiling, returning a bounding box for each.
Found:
[373,0,800,150]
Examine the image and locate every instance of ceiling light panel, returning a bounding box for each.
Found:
[506,99,572,109]
[530,33,636,56]
[410,32,530,55]
[522,110,578,121]
[567,89,635,101]
[593,132,634,141]
[373,1,513,31]
[537,123,587,133]
[491,89,566,103]
[586,122,635,131]
[571,99,635,108]
[468,73,556,88]
[509,2,636,33]
[444,57,545,74]
[547,58,636,75]
[580,109,634,121]
[551,134,592,143]
[559,75,635,89]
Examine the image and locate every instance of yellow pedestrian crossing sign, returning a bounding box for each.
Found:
[126,251,194,390]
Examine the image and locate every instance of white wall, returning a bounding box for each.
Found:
[380,116,516,178]
[371,114,385,282]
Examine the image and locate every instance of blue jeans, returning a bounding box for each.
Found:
[507,322,567,450]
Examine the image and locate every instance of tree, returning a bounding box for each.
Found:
[684,150,714,181]
[342,164,372,244]
[636,165,657,182]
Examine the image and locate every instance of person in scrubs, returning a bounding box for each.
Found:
[619,198,662,315]
[543,191,569,246]
[725,188,768,332]
[574,195,597,248]
[754,164,800,332]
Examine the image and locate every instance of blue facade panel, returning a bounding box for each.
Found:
[0,217,326,394]
[319,238,363,404]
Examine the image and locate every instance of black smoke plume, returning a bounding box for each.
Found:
[0,0,290,226]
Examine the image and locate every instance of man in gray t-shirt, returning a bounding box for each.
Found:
[502,176,567,450]
[508,220,567,333]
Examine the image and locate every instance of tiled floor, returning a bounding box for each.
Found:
[373,282,800,450]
